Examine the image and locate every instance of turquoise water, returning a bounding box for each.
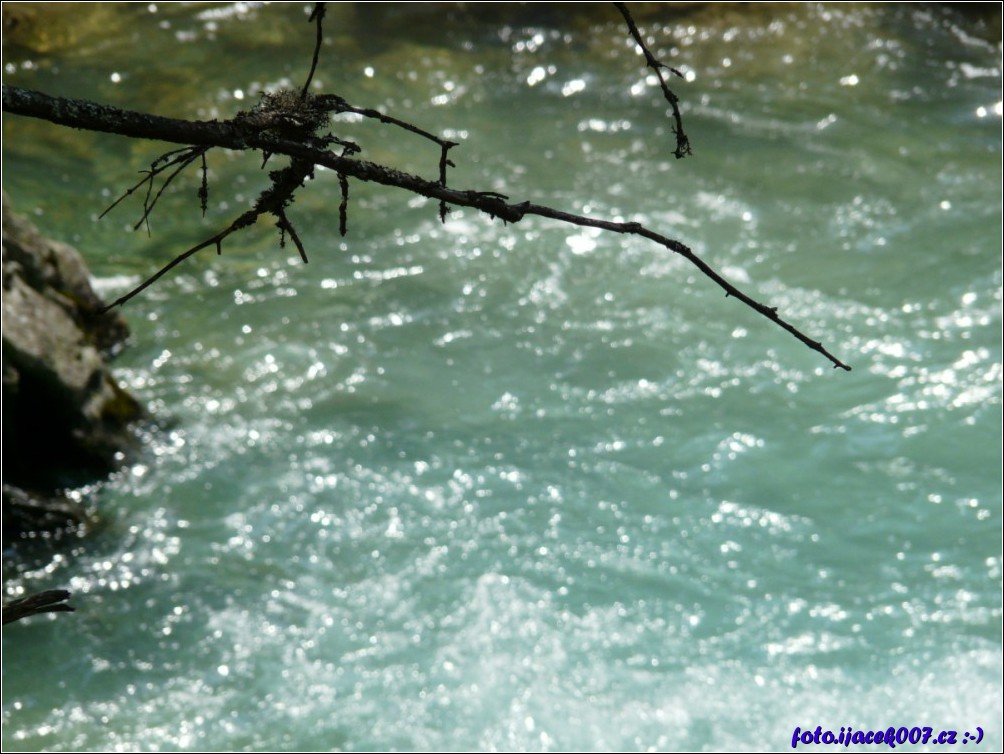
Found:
[3,3,1001,751]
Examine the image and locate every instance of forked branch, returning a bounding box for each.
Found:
[0,3,851,371]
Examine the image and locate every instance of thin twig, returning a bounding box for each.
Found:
[101,157,315,311]
[439,143,456,222]
[198,150,209,215]
[314,93,462,219]
[136,148,206,232]
[614,1,691,159]
[100,145,208,233]
[102,222,244,311]
[98,149,192,220]
[276,208,309,263]
[301,3,326,99]
[338,172,349,235]
[316,94,455,150]
[522,203,850,370]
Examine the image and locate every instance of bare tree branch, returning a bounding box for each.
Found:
[3,589,74,625]
[301,3,327,100]
[338,172,350,236]
[101,145,210,234]
[614,1,692,159]
[313,93,460,221]
[2,83,850,370]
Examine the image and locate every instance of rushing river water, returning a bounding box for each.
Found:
[3,3,1001,751]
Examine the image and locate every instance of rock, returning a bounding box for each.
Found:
[2,192,141,543]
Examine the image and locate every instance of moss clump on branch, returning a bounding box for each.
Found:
[234,88,332,142]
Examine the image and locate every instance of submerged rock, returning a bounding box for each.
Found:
[2,192,141,543]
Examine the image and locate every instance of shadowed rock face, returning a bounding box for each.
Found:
[2,192,141,542]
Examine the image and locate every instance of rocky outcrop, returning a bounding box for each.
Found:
[2,192,141,543]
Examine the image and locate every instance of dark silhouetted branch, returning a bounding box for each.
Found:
[301,3,327,100]
[100,145,209,234]
[338,172,350,236]
[0,0,852,371]
[3,589,74,625]
[2,83,850,370]
[614,1,692,159]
